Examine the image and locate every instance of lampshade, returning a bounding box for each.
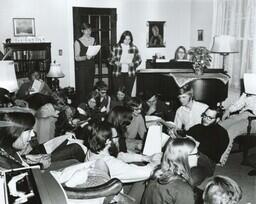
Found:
[0,61,18,92]
[47,62,65,78]
[211,35,239,53]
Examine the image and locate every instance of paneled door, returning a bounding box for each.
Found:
[73,7,117,91]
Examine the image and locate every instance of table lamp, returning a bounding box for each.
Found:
[47,61,65,91]
[211,35,239,71]
[0,61,18,93]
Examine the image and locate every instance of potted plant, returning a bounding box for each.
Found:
[188,46,212,75]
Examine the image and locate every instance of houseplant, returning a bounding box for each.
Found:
[188,46,212,75]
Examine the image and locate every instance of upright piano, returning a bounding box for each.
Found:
[136,61,230,107]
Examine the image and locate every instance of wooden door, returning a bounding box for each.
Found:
[73,7,117,91]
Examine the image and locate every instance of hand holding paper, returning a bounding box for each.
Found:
[120,53,134,64]
[86,45,101,57]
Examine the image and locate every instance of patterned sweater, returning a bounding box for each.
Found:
[109,44,142,76]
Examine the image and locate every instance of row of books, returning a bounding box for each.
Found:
[14,61,49,73]
[13,50,48,60]
[16,72,47,80]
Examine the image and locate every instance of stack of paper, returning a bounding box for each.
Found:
[86,45,101,57]
[244,73,256,95]
[143,125,162,156]
[30,79,42,94]
[120,53,134,64]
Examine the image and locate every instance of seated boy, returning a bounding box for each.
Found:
[174,84,208,131]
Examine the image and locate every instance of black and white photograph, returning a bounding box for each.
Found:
[147,21,165,47]
[197,29,204,41]
[0,1,255,204]
[13,18,35,37]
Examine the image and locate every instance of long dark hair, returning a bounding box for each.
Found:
[118,30,133,46]
[80,23,92,31]
[174,46,187,60]
[107,106,133,152]
[88,121,113,154]
[0,112,35,148]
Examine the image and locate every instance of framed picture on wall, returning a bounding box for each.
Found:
[13,18,36,37]
[147,21,165,48]
[197,29,204,41]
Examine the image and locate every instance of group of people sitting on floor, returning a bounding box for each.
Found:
[1,69,253,204]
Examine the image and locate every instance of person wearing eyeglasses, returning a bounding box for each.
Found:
[94,81,111,115]
[186,106,229,186]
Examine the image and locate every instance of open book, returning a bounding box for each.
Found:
[143,125,170,156]
[145,115,176,129]
[30,79,42,94]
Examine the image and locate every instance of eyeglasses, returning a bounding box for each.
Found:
[189,152,200,157]
[201,113,215,120]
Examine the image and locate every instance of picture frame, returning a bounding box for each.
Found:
[147,21,166,48]
[197,29,204,41]
[13,18,36,37]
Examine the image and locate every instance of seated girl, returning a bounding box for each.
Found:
[77,91,104,122]
[125,97,147,153]
[141,137,198,204]
[169,46,188,62]
[110,86,129,110]
[0,108,36,170]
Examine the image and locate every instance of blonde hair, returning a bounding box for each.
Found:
[203,175,242,204]
[156,137,196,185]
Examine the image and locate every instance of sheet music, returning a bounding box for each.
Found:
[30,79,42,94]
[86,45,101,57]
[143,125,162,156]
[120,53,134,64]
[244,73,256,95]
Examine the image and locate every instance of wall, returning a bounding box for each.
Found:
[190,0,213,49]
[0,0,70,87]
[68,0,192,86]
[0,0,214,88]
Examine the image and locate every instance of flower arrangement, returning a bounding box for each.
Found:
[188,46,212,75]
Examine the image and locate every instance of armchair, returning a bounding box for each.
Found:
[63,178,122,201]
[234,116,256,163]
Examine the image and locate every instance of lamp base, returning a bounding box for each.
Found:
[50,78,60,92]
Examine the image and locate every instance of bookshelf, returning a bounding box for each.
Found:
[3,43,51,80]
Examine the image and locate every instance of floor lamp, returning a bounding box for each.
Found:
[211,35,239,72]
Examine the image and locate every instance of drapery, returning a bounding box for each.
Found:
[211,0,256,88]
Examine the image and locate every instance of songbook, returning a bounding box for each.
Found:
[244,73,256,95]
[143,125,162,156]
[86,45,101,57]
[30,79,42,94]
[120,53,134,64]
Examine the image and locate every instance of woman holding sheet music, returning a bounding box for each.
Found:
[74,23,95,103]
[109,31,142,95]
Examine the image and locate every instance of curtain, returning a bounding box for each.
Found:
[211,0,256,89]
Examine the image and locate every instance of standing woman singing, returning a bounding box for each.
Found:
[74,23,95,103]
[109,31,142,95]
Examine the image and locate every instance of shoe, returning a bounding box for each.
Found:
[248,169,256,176]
